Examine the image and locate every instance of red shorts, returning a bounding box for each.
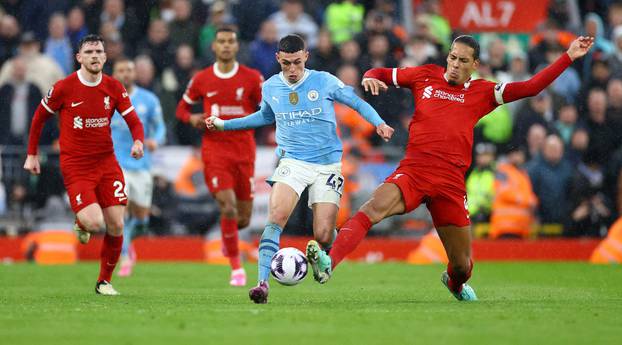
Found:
[203,159,255,201]
[385,165,470,228]
[61,154,127,213]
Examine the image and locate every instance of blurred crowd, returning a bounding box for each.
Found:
[0,0,621,239]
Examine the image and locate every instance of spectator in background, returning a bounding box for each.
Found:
[355,10,402,57]
[566,151,612,237]
[490,145,538,239]
[485,38,508,75]
[541,43,581,106]
[100,0,141,51]
[102,36,125,76]
[526,123,548,161]
[269,0,319,49]
[0,32,64,96]
[402,34,440,67]
[496,51,531,115]
[248,20,280,79]
[359,34,399,71]
[232,0,278,42]
[44,13,73,75]
[0,56,56,146]
[418,0,451,53]
[161,44,196,138]
[308,30,340,75]
[581,13,614,82]
[606,78,622,136]
[554,103,580,145]
[169,0,200,54]
[324,0,365,45]
[473,62,512,148]
[527,135,573,224]
[6,0,49,41]
[136,19,175,76]
[607,2,622,39]
[578,58,612,112]
[199,1,230,58]
[566,127,590,166]
[608,26,622,77]
[134,54,159,92]
[512,91,553,150]
[338,40,362,68]
[66,7,89,53]
[585,88,618,165]
[528,19,575,73]
[466,143,496,223]
[0,14,21,66]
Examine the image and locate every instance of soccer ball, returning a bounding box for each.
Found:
[270,247,308,286]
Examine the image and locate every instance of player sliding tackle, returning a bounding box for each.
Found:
[306,35,594,301]
[206,34,394,304]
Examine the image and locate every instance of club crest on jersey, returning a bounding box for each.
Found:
[236,87,244,101]
[289,92,299,105]
[104,96,111,109]
[307,90,319,101]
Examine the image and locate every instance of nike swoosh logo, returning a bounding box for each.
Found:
[71,101,84,107]
[207,91,218,97]
[118,197,127,201]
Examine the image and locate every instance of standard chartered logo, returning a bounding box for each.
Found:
[73,116,109,129]
[73,116,83,129]
[275,107,322,126]
[422,86,433,99]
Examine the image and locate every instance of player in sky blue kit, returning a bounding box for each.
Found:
[206,34,394,303]
[111,57,166,276]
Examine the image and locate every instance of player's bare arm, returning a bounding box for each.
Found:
[189,113,207,129]
[131,140,144,159]
[376,123,394,142]
[361,78,388,96]
[205,116,224,131]
[23,155,41,175]
[566,36,594,61]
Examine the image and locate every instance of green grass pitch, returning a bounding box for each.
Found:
[1,262,620,345]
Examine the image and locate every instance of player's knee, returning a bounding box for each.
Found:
[220,203,238,219]
[237,217,250,229]
[106,217,124,236]
[81,216,105,233]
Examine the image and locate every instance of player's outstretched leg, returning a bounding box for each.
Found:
[249,223,282,303]
[306,240,332,284]
[441,259,477,301]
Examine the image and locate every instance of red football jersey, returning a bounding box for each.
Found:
[182,62,262,162]
[392,64,498,175]
[40,71,134,163]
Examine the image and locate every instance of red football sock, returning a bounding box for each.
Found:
[330,211,373,270]
[221,218,241,270]
[447,259,473,293]
[98,233,123,282]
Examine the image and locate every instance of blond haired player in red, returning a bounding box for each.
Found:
[176,27,263,286]
[24,34,144,295]
[307,35,594,301]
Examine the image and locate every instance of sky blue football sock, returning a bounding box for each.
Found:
[258,223,282,283]
[322,229,338,254]
[121,217,137,257]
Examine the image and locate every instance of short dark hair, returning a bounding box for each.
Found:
[113,56,133,68]
[215,26,238,37]
[78,34,105,52]
[278,34,306,53]
[452,35,480,60]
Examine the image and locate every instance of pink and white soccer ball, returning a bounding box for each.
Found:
[270,247,308,286]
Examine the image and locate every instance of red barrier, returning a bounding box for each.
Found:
[1,235,600,262]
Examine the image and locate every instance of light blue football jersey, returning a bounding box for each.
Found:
[224,69,384,164]
[111,86,166,171]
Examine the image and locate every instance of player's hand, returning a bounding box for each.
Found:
[131,140,144,159]
[189,114,206,130]
[362,78,388,96]
[145,139,158,152]
[376,123,394,142]
[23,155,41,175]
[205,116,225,131]
[566,36,594,61]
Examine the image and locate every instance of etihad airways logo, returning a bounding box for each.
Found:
[422,86,465,103]
[275,107,322,126]
[73,116,109,129]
